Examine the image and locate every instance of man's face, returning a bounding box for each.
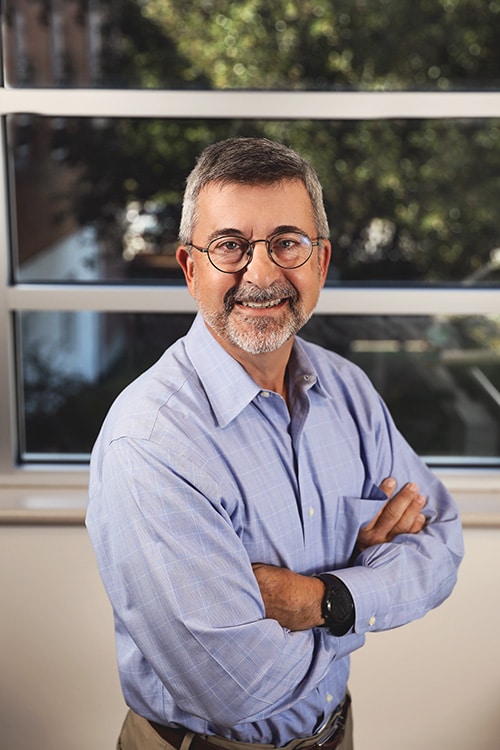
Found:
[177,180,331,358]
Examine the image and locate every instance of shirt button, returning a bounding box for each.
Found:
[308,506,315,517]
[261,391,270,398]
[326,693,334,704]
[369,616,376,627]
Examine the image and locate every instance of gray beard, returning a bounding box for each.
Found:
[196,280,312,354]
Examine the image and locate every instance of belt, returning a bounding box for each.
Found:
[149,695,350,750]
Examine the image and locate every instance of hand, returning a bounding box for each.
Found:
[251,563,324,631]
[355,478,426,553]
[253,478,427,631]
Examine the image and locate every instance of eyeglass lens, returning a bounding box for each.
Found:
[207,233,313,272]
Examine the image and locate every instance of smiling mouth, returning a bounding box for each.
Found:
[226,281,298,314]
[238,298,285,309]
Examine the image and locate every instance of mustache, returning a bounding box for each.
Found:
[224,281,299,312]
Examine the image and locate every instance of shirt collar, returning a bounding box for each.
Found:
[185,314,323,427]
[185,315,261,427]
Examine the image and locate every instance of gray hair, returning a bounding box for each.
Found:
[178,137,330,243]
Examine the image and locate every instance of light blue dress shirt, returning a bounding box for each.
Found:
[87,313,463,746]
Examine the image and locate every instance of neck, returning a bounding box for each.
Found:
[237,348,291,400]
[208,324,293,400]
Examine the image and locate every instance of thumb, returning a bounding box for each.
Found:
[379,476,397,498]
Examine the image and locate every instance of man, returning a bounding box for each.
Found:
[86,137,463,750]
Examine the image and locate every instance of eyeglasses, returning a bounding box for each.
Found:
[187,232,322,274]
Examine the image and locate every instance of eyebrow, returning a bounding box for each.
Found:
[206,225,308,242]
[206,228,246,242]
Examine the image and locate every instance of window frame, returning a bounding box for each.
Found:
[1,87,500,522]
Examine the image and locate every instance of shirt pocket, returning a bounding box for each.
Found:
[333,490,388,566]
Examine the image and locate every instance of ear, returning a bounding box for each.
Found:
[176,246,196,297]
[318,240,332,287]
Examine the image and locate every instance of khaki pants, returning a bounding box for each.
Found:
[117,707,354,750]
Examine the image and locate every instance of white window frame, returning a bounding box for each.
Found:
[1,88,500,523]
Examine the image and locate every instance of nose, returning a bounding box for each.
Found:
[243,240,282,285]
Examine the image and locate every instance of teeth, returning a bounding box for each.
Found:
[241,299,283,309]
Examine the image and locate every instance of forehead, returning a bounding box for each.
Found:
[196,179,315,230]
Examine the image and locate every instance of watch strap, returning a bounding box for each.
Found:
[316,573,355,636]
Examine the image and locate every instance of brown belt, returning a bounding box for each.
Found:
[149,695,350,750]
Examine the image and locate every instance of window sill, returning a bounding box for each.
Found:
[0,468,499,526]
[0,487,87,524]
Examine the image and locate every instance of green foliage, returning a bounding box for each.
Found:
[61,0,500,283]
[133,0,500,91]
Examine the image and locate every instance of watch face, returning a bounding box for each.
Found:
[319,574,355,636]
[331,587,354,621]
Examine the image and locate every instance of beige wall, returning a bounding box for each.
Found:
[1,524,499,750]
[350,526,500,749]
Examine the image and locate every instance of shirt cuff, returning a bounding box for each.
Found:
[326,565,392,634]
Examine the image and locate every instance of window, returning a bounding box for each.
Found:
[1,0,500,507]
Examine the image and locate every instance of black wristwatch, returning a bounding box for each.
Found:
[316,573,355,636]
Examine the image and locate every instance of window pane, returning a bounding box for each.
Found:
[4,0,500,91]
[17,311,500,465]
[304,314,500,463]
[18,311,195,460]
[9,115,500,285]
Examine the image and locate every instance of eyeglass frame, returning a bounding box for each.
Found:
[186,232,324,274]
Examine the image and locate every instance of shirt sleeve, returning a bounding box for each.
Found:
[87,435,364,728]
[329,389,464,636]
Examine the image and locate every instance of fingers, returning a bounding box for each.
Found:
[377,481,426,537]
[379,476,397,499]
[409,514,426,534]
[356,479,427,554]
[360,479,426,540]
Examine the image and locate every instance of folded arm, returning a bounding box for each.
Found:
[253,478,428,631]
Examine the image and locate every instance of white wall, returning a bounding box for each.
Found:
[350,526,500,749]
[0,525,125,750]
[1,524,499,750]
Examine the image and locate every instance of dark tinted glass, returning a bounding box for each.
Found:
[18,310,195,460]
[4,0,500,91]
[9,115,500,286]
[18,310,500,463]
[302,313,500,463]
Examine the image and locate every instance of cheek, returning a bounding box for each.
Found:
[193,266,233,305]
[292,265,323,298]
